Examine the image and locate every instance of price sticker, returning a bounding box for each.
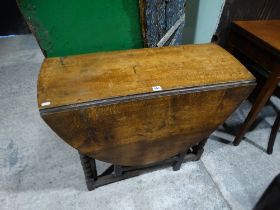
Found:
[152,86,162,91]
[41,101,51,107]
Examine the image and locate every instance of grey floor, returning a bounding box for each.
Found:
[0,35,280,210]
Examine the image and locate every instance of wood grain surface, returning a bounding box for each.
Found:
[42,85,255,166]
[213,0,280,46]
[38,44,256,166]
[38,44,254,109]
[233,20,280,52]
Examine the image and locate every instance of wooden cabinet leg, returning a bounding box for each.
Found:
[233,68,280,146]
[267,112,280,154]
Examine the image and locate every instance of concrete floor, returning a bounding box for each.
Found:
[0,35,280,210]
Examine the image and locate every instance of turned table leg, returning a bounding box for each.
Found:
[192,138,207,160]
[173,151,186,171]
[114,165,123,176]
[79,152,97,190]
[233,66,280,146]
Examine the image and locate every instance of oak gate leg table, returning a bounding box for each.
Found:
[227,20,280,146]
[38,44,255,190]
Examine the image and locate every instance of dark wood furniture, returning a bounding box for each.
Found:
[227,20,280,152]
[213,0,280,46]
[38,44,255,189]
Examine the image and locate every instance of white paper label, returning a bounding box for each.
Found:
[41,101,51,107]
[152,86,162,91]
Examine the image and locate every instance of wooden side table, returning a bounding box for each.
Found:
[227,20,280,146]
